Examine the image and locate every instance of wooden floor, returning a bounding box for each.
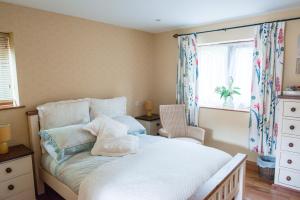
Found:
[38,168,300,200]
[245,169,300,200]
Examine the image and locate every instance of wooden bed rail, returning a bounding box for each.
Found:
[190,153,247,200]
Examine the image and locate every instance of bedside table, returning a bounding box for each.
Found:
[136,114,161,135]
[0,145,35,200]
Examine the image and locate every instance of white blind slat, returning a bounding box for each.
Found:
[0,32,13,101]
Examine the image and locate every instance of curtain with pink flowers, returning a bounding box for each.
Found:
[176,34,199,126]
[249,22,285,157]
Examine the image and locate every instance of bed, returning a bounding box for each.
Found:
[26,99,246,200]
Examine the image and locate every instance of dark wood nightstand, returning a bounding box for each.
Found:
[0,145,35,199]
[135,114,161,135]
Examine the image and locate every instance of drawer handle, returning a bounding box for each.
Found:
[291,107,296,112]
[286,176,291,181]
[5,167,12,173]
[289,125,295,130]
[287,159,292,164]
[8,184,14,191]
[289,143,294,148]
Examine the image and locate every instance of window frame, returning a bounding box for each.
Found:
[197,39,254,112]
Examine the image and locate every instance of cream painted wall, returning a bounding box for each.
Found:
[0,3,154,146]
[153,8,300,161]
[0,2,299,162]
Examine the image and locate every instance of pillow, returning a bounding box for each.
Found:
[91,135,139,156]
[83,115,128,137]
[113,115,146,135]
[90,97,126,119]
[37,99,90,130]
[40,124,96,162]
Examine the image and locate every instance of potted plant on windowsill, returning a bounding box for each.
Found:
[215,77,240,108]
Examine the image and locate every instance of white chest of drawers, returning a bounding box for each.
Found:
[275,96,300,191]
[0,145,35,200]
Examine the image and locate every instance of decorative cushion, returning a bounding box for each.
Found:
[90,97,126,119]
[83,115,129,137]
[37,99,90,130]
[84,115,138,157]
[91,135,139,156]
[113,115,146,135]
[40,124,96,162]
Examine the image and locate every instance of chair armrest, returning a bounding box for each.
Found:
[158,128,170,138]
[187,126,205,144]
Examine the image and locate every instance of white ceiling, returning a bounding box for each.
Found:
[2,0,300,33]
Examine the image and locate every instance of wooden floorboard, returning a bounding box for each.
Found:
[38,168,300,200]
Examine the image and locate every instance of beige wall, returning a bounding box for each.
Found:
[1,2,300,162]
[0,3,154,146]
[153,8,300,161]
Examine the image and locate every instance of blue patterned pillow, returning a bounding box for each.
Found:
[40,124,96,162]
[113,115,146,135]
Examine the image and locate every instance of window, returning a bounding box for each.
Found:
[198,40,253,111]
[0,33,19,108]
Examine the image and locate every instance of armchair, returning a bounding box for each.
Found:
[159,104,205,144]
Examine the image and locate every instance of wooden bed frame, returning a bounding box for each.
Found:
[27,110,247,200]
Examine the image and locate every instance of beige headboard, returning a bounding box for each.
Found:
[26,110,44,195]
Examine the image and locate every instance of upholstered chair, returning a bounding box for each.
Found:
[159,104,205,144]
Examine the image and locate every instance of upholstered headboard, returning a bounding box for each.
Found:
[26,110,44,195]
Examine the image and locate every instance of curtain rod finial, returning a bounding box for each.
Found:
[173,34,179,38]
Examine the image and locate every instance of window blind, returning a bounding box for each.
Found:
[0,33,13,101]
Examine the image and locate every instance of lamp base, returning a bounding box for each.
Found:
[0,142,8,154]
[146,111,153,117]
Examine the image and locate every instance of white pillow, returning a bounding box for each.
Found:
[37,99,90,130]
[90,97,127,119]
[83,115,129,137]
[40,124,96,162]
[91,135,139,156]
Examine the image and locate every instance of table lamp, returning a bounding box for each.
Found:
[144,100,154,117]
[0,124,11,154]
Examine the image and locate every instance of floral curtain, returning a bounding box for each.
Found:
[176,34,199,126]
[249,22,285,157]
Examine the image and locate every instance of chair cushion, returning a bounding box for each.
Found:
[174,137,202,144]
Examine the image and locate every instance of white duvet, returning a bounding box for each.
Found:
[78,139,231,200]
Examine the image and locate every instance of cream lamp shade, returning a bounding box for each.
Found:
[0,124,11,154]
[144,100,154,117]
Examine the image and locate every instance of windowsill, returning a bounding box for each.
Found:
[0,105,25,111]
[200,105,249,113]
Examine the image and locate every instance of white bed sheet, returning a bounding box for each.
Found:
[41,134,164,193]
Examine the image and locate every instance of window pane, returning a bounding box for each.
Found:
[230,44,253,109]
[198,45,228,108]
[197,41,253,110]
[0,33,13,101]
[0,32,19,106]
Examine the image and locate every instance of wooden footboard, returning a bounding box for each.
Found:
[190,153,247,200]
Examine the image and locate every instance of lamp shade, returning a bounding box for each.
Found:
[144,100,154,117]
[0,124,11,142]
[144,100,154,110]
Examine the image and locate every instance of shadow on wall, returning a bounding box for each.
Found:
[203,127,257,162]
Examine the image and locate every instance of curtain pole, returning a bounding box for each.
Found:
[173,16,300,38]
